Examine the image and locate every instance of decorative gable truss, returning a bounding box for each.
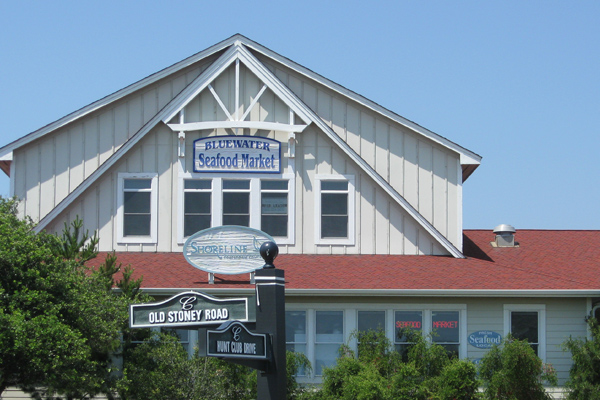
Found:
[6,37,470,258]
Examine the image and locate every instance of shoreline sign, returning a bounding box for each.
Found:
[129,291,253,329]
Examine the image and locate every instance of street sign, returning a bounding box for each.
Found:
[207,321,269,360]
[130,291,253,329]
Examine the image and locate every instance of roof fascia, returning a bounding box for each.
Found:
[130,288,600,298]
[239,38,482,169]
[285,289,600,297]
[160,42,313,125]
[31,46,248,233]
[0,35,243,159]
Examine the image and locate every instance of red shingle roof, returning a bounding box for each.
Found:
[90,230,600,293]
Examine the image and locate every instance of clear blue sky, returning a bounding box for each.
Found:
[1,1,598,230]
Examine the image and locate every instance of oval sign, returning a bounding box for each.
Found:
[468,330,502,348]
[183,226,275,275]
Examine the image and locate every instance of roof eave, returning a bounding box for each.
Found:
[135,288,600,298]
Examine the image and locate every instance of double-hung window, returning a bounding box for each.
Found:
[286,311,308,375]
[179,174,294,244]
[222,179,251,226]
[504,304,546,360]
[117,173,158,244]
[315,311,344,376]
[315,175,355,245]
[183,179,212,237]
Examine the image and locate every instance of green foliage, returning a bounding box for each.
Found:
[117,332,311,400]
[0,197,140,399]
[479,336,557,400]
[562,317,600,399]
[316,329,480,400]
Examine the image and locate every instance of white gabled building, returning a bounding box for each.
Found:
[1,35,598,388]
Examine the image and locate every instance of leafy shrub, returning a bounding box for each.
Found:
[479,336,557,400]
[562,317,600,400]
[317,329,480,400]
[117,332,311,400]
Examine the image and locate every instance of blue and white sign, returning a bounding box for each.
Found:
[194,135,281,173]
[183,226,275,275]
[468,330,502,349]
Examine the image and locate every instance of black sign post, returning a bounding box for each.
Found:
[254,242,286,400]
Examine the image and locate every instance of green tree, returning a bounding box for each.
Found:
[562,317,600,399]
[479,336,557,400]
[0,197,141,399]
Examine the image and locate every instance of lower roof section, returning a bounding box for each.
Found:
[90,230,600,295]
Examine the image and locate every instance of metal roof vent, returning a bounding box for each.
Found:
[492,224,518,247]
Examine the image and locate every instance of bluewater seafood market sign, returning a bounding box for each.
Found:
[183,226,275,275]
[193,136,281,173]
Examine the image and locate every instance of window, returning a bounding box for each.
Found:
[286,311,307,375]
[261,180,289,237]
[117,173,157,243]
[395,310,423,359]
[432,311,460,357]
[315,175,355,245]
[183,179,211,236]
[178,175,294,244]
[504,304,546,360]
[315,311,344,376]
[222,179,250,226]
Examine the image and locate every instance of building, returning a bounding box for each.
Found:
[1,34,598,386]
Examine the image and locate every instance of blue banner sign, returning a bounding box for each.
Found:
[468,330,502,348]
[194,135,281,173]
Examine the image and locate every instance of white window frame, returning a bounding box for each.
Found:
[117,172,158,244]
[314,174,355,245]
[178,173,295,244]
[503,304,546,361]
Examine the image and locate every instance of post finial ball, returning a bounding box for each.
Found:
[260,241,279,269]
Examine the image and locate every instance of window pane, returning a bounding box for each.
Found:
[395,311,423,342]
[261,215,287,237]
[124,192,150,213]
[223,192,249,214]
[315,343,341,376]
[261,193,288,214]
[262,180,287,190]
[432,311,460,343]
[184,215,211,236]
[321,216,348,238]
[185,192,211,214]
[358,311,385,333]
[511,311,538,344]
[223,214,249,226]
[316,311,343,343]
[322,181,348,191]
[123,215,151,236]
[184,179,211,190]
[441,344,459,359]
[124,179,151,190]
[223,179,250,190]
[321,193,348,214]
[286,311,306,343]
